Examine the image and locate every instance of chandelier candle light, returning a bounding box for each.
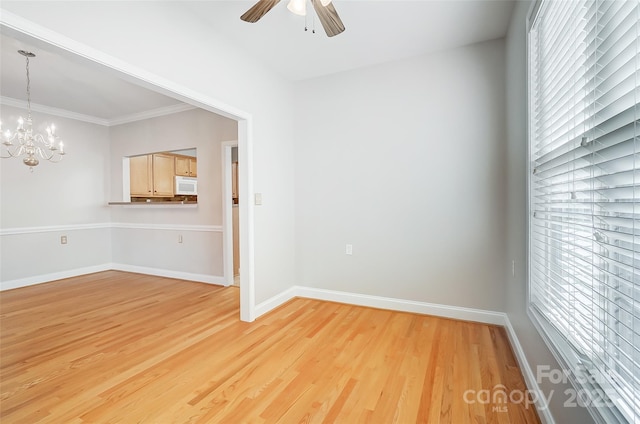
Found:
[1,50,65,170]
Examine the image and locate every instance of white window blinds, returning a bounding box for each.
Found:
[529,0,639,422]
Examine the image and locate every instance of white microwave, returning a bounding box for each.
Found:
[175,176,197,195]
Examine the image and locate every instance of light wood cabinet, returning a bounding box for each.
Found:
[232,161,239,203]
[152,154,175,196]
[130,155,153,196]
[175,156,197,177]
[130,153,175,197]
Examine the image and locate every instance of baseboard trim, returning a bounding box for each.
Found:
[254,286,298,318]
[503,319,555,424]
[293,286,507,325]
[253,285,553,424]
[0,264,226,290]
[0,264,112,291]
[110,263,226,286]
[253,285,505,325]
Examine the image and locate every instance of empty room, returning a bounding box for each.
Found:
[0,1,637,423]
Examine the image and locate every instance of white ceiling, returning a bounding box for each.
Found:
[0,34,187,123]
[0,0,515,121]
[187,0,515,81]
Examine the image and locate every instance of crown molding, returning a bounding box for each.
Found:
[0,96,197,127]
[0,96,110,126]
[107,103,196,126]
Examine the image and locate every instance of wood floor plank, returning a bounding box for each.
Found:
[0,271,541,423]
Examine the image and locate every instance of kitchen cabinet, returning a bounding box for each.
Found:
[175,155,197,177]
[153,154,175,196]
[130,154,152,197]
[130,153,175,197]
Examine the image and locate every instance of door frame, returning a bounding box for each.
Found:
[221,140,238,287]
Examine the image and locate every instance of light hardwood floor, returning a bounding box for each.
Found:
[0,271,540,423]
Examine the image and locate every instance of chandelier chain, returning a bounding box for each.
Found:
[25,55,31,115]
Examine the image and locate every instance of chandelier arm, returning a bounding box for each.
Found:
[35,146,50,160]
[1,144,26,158]
[33,133,49,148]
[44,154,65,163]
[38,147,64,163]
[33,134,63,160]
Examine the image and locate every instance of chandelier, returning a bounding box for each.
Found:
[1,50,65,170]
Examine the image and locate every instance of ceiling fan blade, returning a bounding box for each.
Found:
[312,0,345,37]
[241,0,281,23]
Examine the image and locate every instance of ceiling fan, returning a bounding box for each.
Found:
[241,0,345,37]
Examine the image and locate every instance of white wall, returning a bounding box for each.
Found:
[109,108,237,278]
[0,104,112,286]
[504,2,594,423]
[1,1,297,305]
[294,39,507,311]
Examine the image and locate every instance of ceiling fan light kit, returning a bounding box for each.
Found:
[241,0,345,37]
[287,0,306,16]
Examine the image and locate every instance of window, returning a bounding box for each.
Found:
[528,1,638,422]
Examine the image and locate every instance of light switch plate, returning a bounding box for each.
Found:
[254,193,263,205]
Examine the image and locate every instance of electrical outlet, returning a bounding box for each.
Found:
[61,235,67,245]
[512,260,515,277]
[254,193,263,205]
[178,235,183,244]
[346,244,353,255]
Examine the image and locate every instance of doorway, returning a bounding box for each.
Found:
[3,19,256,321]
